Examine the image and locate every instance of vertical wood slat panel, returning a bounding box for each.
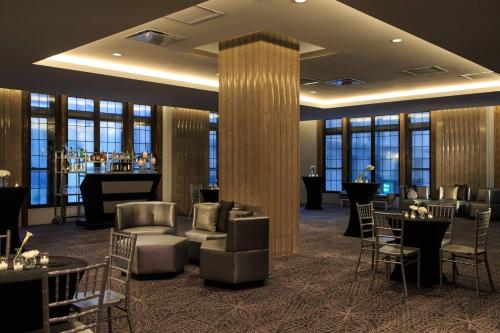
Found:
[494,106,500,187]
[219,32,300,256]
[0,88,23,185]
[170,107,209,215]
[432,107,487,195]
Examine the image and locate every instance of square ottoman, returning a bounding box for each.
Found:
[132,235,188,275]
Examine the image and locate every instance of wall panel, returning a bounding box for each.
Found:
[431,107,487,197]
[0,88,22,185]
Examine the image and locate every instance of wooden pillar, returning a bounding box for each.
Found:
[123,102,134,153]
[218,31,300,256]
[399,113,407,187]
[0,88,23,185]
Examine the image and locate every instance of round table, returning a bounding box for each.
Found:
[389,218,450,287]
[302,176,324,210]
[201,189,219,203]
[0,256,87,332]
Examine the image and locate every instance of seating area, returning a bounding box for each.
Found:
[1,1,500,332]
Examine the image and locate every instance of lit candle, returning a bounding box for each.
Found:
[410,212,416,219]
[142,151,148,159]
[403,212,409,218]
[13,260,24,271]
[14,183,19,187]
[151,156,156,165]
[428,213,433,219]
[40,252,49,265]
[0,257,7,270]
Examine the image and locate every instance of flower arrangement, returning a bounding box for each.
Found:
[21,250,39,259]
[355,164,375,183]
[408,200,428,219]
[15,231,33,259]
[0,170,10,177]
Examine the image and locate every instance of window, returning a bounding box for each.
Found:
[350,132,372,182]
[350,117,371,127]
[68,97,94,112]
[100,101,123,153]
[133,104,151,154]
[30,93,54,206]
[409,112,430,187]
[30,117,48,205]
[324,119,342,192]
[209,113,219,186]
[375,131,399,193]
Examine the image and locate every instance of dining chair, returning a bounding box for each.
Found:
[370,212,420,296]
[0,229,11,255]
[189,184,203,217]
[74,229,137,332]
[41,257,110,333]
[354,203,376,276]
[427,204,455,246]
[440,209,495,296]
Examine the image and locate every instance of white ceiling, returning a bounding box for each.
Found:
[36,0,500,108]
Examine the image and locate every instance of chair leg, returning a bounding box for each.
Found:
[370,246,375,271]
[107,307,113,333]
[400,257,408,297]
[474,256,480,297]
[369,254,379,291]
[439,250,443,286]
[126,309,134,333]
[484,252,495,291]
[188,205,193,218]
[451,254,457,284]
[417,252,421,289]
[354,246,364,277]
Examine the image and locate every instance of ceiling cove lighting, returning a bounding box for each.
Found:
[300,80,500,108]
[293,0,307,3]
[45,54,219,89]
[112,52,123,57]
[391,38,403,43]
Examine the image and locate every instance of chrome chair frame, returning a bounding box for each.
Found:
[41,257,110,333]
[440,209,495,296]
[354,203,376,276]
[0,229,11,255]
[427,204,455,246]
[189,184,203,217]
[370,212,421,296]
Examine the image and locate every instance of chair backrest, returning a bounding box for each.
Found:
[475,209,491,254]
[115,202,176,231]
[0,230,10,255]
[190,184,203,204]
[427,204,455,242]
[373,212,405,253]
[356,203,374,240]
[42,257,110,333]
[226,216,269,252]
[108,228,137,297]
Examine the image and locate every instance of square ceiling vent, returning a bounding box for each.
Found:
[166,5,224,24]
[460,71,496,80]
[401,65,448,76]
[324,78,365,87]
[126,29,187,47]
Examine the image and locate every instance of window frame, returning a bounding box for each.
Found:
[323,119,343,193]
[407,112,431,188]
[208,113,219,186]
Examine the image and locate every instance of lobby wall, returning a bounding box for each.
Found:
[0,88,23,185]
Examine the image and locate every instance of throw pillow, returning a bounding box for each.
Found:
[416,186,429,199]
[442,186,459,200]
[455,184,470,201]
[406,188,418,200]
[217,200,234,232]
[194,203,220,232]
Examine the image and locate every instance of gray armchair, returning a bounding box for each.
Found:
[115,202,177,235]
[469,188,500,220]
[200,216,269,286]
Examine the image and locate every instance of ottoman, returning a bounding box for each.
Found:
[132,235,188,275]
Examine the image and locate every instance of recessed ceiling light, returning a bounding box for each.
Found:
[310,91,317,94]
[293,0,307,3]
[112,52,123,57]
[216,73,220,76]
[391,38,403,43]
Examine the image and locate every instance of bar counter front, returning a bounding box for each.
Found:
[79,172,161,228]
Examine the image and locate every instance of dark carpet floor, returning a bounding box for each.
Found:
[25,206,500,333]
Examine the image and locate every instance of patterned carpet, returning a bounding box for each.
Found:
[25,206,500,333]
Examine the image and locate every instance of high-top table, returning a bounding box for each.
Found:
[201,189,219,203]
[0,256,87,332]
[0,187,28,253]
[390,217,450,287]
[342,182,379,237]
[302,176,324,210]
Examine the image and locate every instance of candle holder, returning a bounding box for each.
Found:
[40,252,49,266]
[410,211,416,219]
[0,257,7,270]
[13,257,24,271]
[403,211,409,218]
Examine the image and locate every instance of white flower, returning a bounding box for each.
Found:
[22,232,33,244]
[409,205,419,211]
[418,207,428,215]
[21,250,39,259]
[0,170,10,177]
[414,200,420,205]
[366,164,375,171]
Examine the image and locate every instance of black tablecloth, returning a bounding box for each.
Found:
[0,187,28,254]
[389,218,450,287]
[342,182,380,237]
[201,189,219,203]
[0,256,87,332]
[302,177,324,210]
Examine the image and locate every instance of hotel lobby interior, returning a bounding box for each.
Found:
[1,0,500,332]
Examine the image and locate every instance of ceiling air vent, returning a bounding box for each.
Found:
[460,71,497,80]
[300,77,320,86]
[401,65,448,76]
[324,78,365,87]
[166,5,224,25]
[126,29,187,47]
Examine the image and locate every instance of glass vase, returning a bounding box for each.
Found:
[24,257,36,269]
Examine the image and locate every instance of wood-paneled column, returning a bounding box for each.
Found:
[218,32,300,256]
[0,88,23,185]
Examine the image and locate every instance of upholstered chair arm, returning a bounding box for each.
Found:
[226,216,269,252]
